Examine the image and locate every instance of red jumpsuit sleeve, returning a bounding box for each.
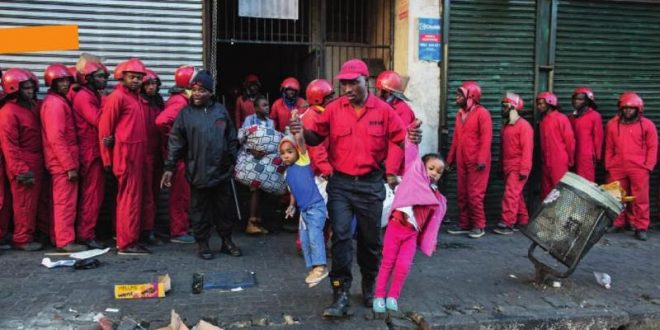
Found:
[447,116,459,166]
[563,117,576,167]
[644,120,658,171]
[270,100,282,132]
[385,111,406,176]
[302,112,333,176]
[306,106,330,137]
[42,102,78,171]
[0,111,30,177]
[604,121,616,172]
[73,91,101,128]
[520,122,534,176]
[477,109,493,165]
[593,113,604,161]
[98,93,122,167]
[156,95,185,134]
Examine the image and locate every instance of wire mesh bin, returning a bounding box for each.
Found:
[521,172,624,280]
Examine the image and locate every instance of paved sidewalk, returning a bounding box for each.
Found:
[1,226,659,329]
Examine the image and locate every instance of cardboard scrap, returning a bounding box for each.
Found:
[114,274,171,300]
[156,310,222,330]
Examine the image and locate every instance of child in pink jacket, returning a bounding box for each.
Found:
[373,140,447,314]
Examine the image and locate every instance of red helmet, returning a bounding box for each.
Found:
[306,79,334,106]
[113,62,127,80]
[502,92,524,111]
[458,81,482,102]
[280,77,300,91]
[572,86,594,102]
[44,63,72,87]
[77,62,108,85]
[143,69,161,86]
[618,92,644,113]
[244,74,260,85]
[116,58,146,79]
[68,66,78,83]
[375,70,403,93]
[536,91,558,108]
[1,68,32,94]
[174,65,195,88]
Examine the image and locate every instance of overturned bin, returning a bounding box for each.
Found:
[521,172,625,281]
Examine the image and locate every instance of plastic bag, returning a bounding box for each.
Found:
[381,184,395,227]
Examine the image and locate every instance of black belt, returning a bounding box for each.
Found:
[334,170,384,181]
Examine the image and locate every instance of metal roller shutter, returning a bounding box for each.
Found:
[554,0,660,217]
[0,0,204,95]
[0,0,204,234]
[445,0,537,223]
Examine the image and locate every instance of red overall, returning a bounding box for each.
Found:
[141,98,163,233]
[72,86,106,241]
[605,116,657,230]
[390,98,416,128]
[155,93,191,237]
[98,84,150,250]
[302,105,333,177]
[539,110,575,198]
[569,108,603,182]
[41,91,80,248]
[0,100,44,245]
[270,97,307,133]
[235,95,255,129]
[447,104,492,230]
[500,118,533,227]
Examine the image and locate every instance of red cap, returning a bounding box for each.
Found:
[335,59,369,80]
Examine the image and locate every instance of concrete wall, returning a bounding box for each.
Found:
[394,0,441,155]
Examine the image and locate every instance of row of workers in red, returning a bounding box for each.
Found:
[446,81,656,241]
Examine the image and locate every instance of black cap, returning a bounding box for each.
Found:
[191,70,214,93]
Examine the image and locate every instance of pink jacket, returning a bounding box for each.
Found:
[387,140,447,256]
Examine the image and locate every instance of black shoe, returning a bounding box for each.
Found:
[361,278,375,307]
[607,226,624,234]
[13,242,43,251]
[79,239,107,250]
[118,245,152,255]
[57,243,88,253]
[220,237,242,257]
[141,232,164,246]
[198,241,214,260]
[493,223,514,235]
[323,288,350,318]
[446,224,470,235]
[635,230,648,241]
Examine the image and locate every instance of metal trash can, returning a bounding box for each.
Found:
[521,172,624,280]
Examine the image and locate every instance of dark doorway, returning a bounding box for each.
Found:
[217,43,316,112]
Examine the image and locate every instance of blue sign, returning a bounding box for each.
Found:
[418,18,441,62]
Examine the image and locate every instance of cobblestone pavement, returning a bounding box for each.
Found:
[1,225,659,329]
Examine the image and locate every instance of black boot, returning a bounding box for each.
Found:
[361,277,375,307]
[220,236,242,257]
[322,280,350,318]
[197,241,214,260]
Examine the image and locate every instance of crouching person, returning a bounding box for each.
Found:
[160,71,241,260]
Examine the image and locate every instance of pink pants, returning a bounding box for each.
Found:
[375,220,418,299]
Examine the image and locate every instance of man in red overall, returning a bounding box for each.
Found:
[41,64,87,252]
[234,74,261,129]
[375,70,415,127]
[494,93,533,235]
[536,91,575,199]
[446,81,492,239]
[605,92,657,241]
[270,77,307,132]
[0,68,44,251]
[72,60,108,249]
[155,65,196,244]
[569,87,603,182]
[98,58,151,255]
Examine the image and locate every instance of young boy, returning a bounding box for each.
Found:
[279,110,328,287]
[240,95,272,235]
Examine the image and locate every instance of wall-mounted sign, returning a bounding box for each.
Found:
[239,0,298,20]
[418,17,441,61]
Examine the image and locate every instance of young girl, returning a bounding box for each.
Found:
[279,110,328,287]
[241,95,274,235]
[373,141,447,313]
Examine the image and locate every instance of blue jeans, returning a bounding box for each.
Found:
[299,200,328,268]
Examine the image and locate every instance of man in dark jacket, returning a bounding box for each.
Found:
[160,71,241,260]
